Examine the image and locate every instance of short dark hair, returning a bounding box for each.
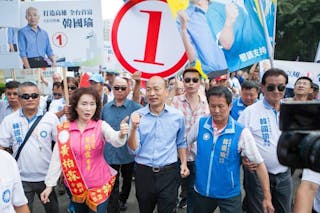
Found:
[104,83,111,92]
[168,76,175,82]
[206,86,232,105]
[69,87,101,122]
[18,81,38,95]
[52,82,62,90]
[312,83,319,91]
[241,80,260,91]
[261,68,288,85]
[182,68,201,78]
[61,77,79,89]
[294,76,313,87]
[5,80,20,90]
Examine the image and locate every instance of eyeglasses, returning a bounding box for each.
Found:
[53,93,63,97]
[266,84,286,92]
[68,86,77,91]
[19,93,39,100]
[184,77,199,83]
[113,86,127,91]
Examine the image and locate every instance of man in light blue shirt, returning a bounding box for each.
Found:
[178,0,228,79]
[102,76,142,212]
[128,76,189,213]
[18,7,56,69]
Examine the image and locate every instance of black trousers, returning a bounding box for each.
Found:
[27,57,50,68]
[107,162,135,213]
[22,181,59,213]
[135,163,179,213]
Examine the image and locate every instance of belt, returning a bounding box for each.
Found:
[28,56,45,61]
[269,169,290,177]
[137,162,177,173]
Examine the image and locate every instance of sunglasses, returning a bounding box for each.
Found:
[19,93,39,100]
[113,86,127,91]
[68,86,77,91]
[266,84,286,92]
[53,93,63,97]
[184,77,199,83]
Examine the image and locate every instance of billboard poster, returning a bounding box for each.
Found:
[20,0,104,67]
[169,0,276,75]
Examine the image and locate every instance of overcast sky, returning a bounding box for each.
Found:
[101,0,123,19]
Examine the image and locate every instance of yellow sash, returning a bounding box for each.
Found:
[57,122,115,212]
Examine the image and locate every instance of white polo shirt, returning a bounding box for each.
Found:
[49,98,67,122]
[0,150,27,213]
[0,110,59,182]
[302,169,320,212]
[238,99,288,174]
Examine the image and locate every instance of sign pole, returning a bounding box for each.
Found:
[258,0,274,68]
[62,67,69,105]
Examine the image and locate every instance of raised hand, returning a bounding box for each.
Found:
[132,71,142,82]
[119,116,129,138]
[225,3,239,25]
[130,113,141,130]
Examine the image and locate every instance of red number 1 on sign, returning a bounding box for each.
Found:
[56,34,63,46]
[134,10,164,66]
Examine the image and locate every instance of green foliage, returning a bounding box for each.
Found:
[275,0,320,61]
[0,82,5,96]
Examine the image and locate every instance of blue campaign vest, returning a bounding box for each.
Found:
[230,98,246,120]
[195,116,244,198]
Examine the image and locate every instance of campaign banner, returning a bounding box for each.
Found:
[254,0,276,45]
[0,0,20,27]
[20,0,104,67]
[260,59,320,88]
[170,0,276,75]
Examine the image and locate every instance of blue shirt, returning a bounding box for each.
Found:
[129,104,186,167]
[18,25,54,58]
[177,3,228,75]
[206,1,268,71]
[0,101,14,123]
[101,99,142,165]
[8,28,17,45]
[230,97,257,120]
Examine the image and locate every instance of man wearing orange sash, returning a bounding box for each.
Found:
[40,88,129,213]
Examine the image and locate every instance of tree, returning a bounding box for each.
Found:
[275,0,320,62]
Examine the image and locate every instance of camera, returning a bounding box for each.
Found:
[277,102,320,172]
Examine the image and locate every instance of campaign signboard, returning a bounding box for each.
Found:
[111,0,188,80]
[20,0,104,68]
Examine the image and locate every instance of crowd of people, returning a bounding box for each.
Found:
[0,65,319,213]
[1,3,320,213]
